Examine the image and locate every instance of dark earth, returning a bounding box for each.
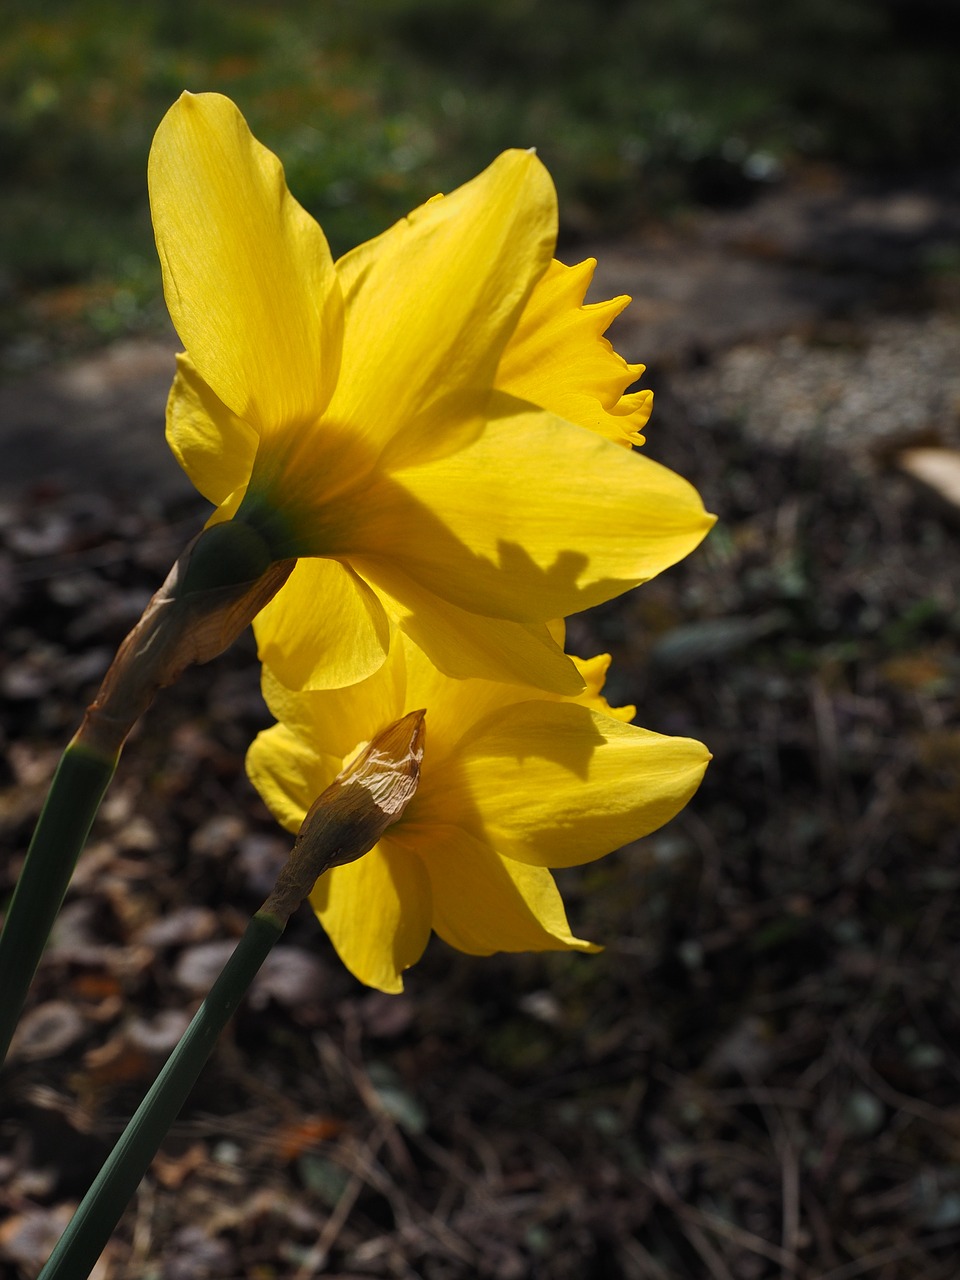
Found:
[2,163,960,1279]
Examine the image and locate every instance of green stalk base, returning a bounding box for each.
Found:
[0,743,118,1069]
[39,911,283,1280]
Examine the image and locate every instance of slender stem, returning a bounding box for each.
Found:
[32,706,427,1278]
[0,742,118,1069]
[39,910,284,1280]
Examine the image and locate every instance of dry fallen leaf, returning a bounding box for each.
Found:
[173,939,238,994]
[248,946,326,1012]
[152,1141,209,1190]
[898,446,960,520]
[271,1115,344,1162]
[8,1000,88,1062]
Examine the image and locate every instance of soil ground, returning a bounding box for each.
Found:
[2,164,960,1279]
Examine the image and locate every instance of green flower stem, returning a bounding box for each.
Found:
[0,742,118,1069]
[39,910,284,1280]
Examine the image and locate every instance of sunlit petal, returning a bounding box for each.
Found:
[246,722,341,835]
[327,150,557,463]
[260,640,407,768]
[351,394,714,621]
[165,352,258,509]
[425,701,710,867]
[148,91,343,434]
[253,557,391,692]
[354,556,584,694]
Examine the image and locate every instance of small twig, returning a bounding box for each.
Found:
[845,1042,958,1130]
[778,1136,802,1279]
[293,1168,367,1279]
[620,1236,675,1280]
[338,1011,418,1181]
[129,1177,155,1271]
[739,1074,802,1277]
[645,1167,736,1280]
[646,1165,799,1274]
[816,1228,960,1280]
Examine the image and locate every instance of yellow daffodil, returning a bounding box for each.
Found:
[150,92,714,695]
[246,626,710,993]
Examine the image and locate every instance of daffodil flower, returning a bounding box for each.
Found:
[246,626,710,993]
[149,92,714,695]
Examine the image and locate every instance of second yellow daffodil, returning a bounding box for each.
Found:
[149,92,714,694]
[247,625,710,993]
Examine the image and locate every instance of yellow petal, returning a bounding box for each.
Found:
[148,91,343,435]
[326,149,557,465]
[425,701,710,867]
[262,626,564,778]
[308,842,432,993]
[497,257,652,447]
[571,651,636,722]
[392,822,597,956]
[253,557,391,692]
[352,394,715,621]
[397,633,556,761]
[166,352,258,509]
[547,619,634,719]
[259,639,407,767]
[354,556,584,695]
[246,722,341,835]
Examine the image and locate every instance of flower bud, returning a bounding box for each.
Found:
[261,710,426,924]
[74,526,295,759]
[175,521,275,596]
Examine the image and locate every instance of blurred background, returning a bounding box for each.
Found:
[2,2,960,1277]
[2,0,960,365]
